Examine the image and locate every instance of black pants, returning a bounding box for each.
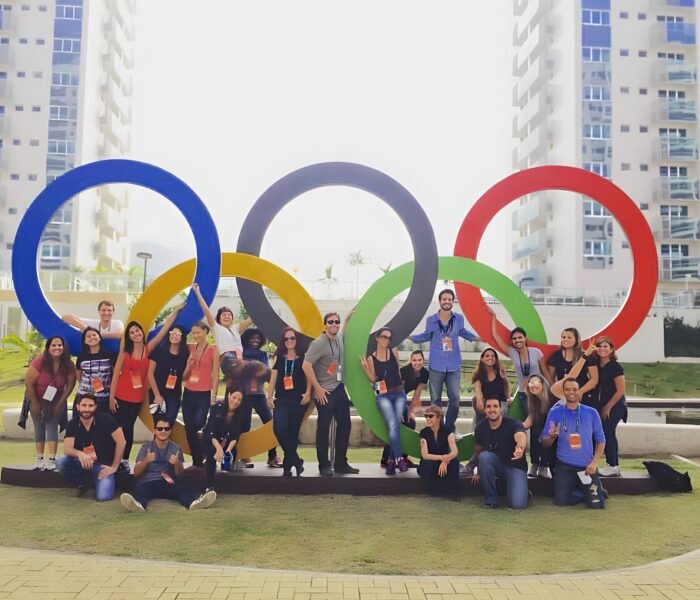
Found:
[273,397,306,470]
[418,459,460,496]
[240,394,277,460]
[132,478,195,509]
[315,385,351,468]
[182,389,210,466]
[204,438,237,490]
[529,420,551,467]
[114,399,142,461]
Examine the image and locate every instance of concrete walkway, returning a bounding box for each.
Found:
[1,546,699,599]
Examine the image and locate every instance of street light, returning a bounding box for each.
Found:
[518,276,535,290]
[136,251,153,292]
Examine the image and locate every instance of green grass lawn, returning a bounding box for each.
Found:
[1,439,699,576]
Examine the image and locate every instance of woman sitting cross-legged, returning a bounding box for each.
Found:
[418,405,460,496]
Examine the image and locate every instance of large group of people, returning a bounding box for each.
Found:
[20,289,627,511]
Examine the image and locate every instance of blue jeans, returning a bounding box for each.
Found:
[428,369,461,431]
[477,451,529,509]
[554,461,606,509]
[376,391,407,460]
[182,389,211,466]
[132,479,195,509]
[57,455,116,501]
[601,398,627,468]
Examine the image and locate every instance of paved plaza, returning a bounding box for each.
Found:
[0,546,699,599]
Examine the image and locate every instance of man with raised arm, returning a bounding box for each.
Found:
[62,299,124,340]
[411,289,478,435]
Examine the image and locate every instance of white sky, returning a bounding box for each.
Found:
[127,1,514,290]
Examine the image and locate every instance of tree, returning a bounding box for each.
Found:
[318,264,338,298]
[347,249,371,299]
[2,329,44,364]
[379,262,392,275]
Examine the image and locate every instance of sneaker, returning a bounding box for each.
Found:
[538,466,552,479]
[397,458,408,473]
[460,463,473,478]
[44,458,57,471]
[528,464,538,478]
[233,460,247,472]
[33,458,45,471]
[118,459,131,474]
[120,493,145,513]
[599,465,621,477]
[385,459,396,475]
[189,490,217,510]
[267,456,283,468]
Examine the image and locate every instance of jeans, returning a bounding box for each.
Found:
[315,385,352,468]
[529,421,551,467]
[272,397,306,470]
[132,478,195,509]
[31,410,61,443]
[114,399,142,460]
[477,451,529,509]
[601,398,627,468]
[241,394,277,460]
[57,455,116,501]
[376,391,407,460]
[428,369,461,431]
[381,408,415,462]
[150,396,181,427]
[516,391,528,419]
[182,389,211,466]
[554,461,606,509]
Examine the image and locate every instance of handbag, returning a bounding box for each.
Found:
[17,395,30,429]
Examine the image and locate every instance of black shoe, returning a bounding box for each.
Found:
[282,468,292,477]
[118,459,131,474]
[295,459,305,477]
[319,465,333,476]
[334,464,360,474]
[484,502,499,509]
[76,485,88,498]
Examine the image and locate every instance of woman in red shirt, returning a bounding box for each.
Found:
[109,305,182,472]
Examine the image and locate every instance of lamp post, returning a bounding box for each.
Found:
[136,251,152,292]
[518,276,535,290]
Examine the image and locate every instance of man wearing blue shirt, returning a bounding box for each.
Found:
[543,377,607,509]
[411,289,478,433]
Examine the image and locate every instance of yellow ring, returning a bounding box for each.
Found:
[129,252,323,457]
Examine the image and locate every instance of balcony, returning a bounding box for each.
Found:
[656,136,699,161]
[652,21,696,46]
[657,216,700,239]
[514,123,548,166]
[0,44,11,65]
[513,90,549,137]
[515,265,550,288]
[512,194,551,230]
[515,0,544,42]
[514,0,527,17]
[96,236,125,265]
[653,98,697,121]
[0,77,8,99]
[660,255,700,280]
[654,60,696,84]
[0,9,13,33]
[582,62,611,85]
[582,139,612,161]
[515,22,546,75]
[654,177,700,201]
[512,230,549,260]
[97,202,126,237]
[514,55,547,106]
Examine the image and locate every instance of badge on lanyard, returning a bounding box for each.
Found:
[91,377,104,393]
[83,445,97,461]
[326,361,337,376]
[130,373,142,389]
[569,433,582,450]
[375,380,388,394]
[336,365,343,382]
[283,376,294,390]
[165,372,177,390]
[161,472,175,484]
[188,369,201,385]
[442,337,452,352]
[43,385,58,401]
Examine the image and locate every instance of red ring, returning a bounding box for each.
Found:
[453,166,658,355]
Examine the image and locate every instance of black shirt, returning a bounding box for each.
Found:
[400,364,429,394]
[478,373,508,402]
[546,350,594,388]
[474,416,527,472]
[204,401,245,443]
[273,354,307,401]
[149,346,188,400]
[65,413,121,465]
[370,351,402,390]
[419,424,453,456]
[595,359,625,407]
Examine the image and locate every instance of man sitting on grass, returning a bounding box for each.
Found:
[58,393,125,501]
[120,416,216,512]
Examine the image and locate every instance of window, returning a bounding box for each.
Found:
[658,15,684,23]
[52,72,79,87]
[31,105,40,112]
[620,86,630,94]
[621,124,630,132]
[36,39,45,45]
[620,49,629,56]
[8,207,16,215]
[40,243,70,259]
[15,105,23,111]
[53,38,81,53]
[19,38,28,44]
[659,89,686,99]
[32,71,42,78]
[10,174,19,180]
[639,50,647,57]
[583,9,610,25]
[660,166,688,177]
[21,5,29,10]
[56,5,83,20]
[583,200,611,216]
[582,47,611,62]
[640,204,649,210]
[639,88,648,95]
[29,139,38,146]
[28,174,37,181]
[11,139,20,146]
[661,244,689,257]
[17,71,25,78]
[659,52,685,61]
[640,164,649,171]
[583,162,611,178]
[661,205,689,217]
[5,243,13,250]
[620,11,628,19]
[640,125,648,133]
[638,13,647,20]
[49,105,77,120]
[584,241,612,256]
[621,163,631,171]
[50,207,72,224]
[660,128,687,137]
[47,139,75,155]
[583,85,610,100]
[0,38,8,45]
[583,123,611,139]
[39,5,47,11]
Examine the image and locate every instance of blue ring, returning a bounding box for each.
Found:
[12,159,221,355]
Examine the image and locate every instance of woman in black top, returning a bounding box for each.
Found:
[471,347,510,430]
[418,405,459,496]
[359,327,408,475]
[203,390,245,491]
[592,336,627,477]
[147,324,189,425]
[75,327,116,413]
[268,327,311,476]
[546,327,598,406]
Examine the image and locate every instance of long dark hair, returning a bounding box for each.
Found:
[471,347,505,385]
[274,326,307,359]
[80,326,102,353]
[40,336,73,377]
[123,320,145,355]
[162,324,188,358]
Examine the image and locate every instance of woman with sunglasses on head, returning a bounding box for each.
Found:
[418,405,459,496]
[522,374,554,479]
[147,324,189,426]
[268,327,311,476]
[109,306,183,473]
[75,326,116,413]
[359,327,408,475]
[488,307,549,417]
[25,336,77,470]
[590,336,627,477]
[546,327,599,407]
[470,347,510,430]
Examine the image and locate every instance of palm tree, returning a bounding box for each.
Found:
[318,264,338,298]
[347,249,371,299]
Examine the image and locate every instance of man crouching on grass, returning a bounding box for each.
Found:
[120,416,216,512]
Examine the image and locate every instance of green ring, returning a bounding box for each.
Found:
[344,256,546,461]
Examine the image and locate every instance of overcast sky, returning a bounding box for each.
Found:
[127,1,514,293]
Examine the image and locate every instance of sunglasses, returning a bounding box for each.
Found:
[424,414,437,419]
[379,335,392,340]
[284,336,296,341]
[155,426,171,432]
[326,319,341,325]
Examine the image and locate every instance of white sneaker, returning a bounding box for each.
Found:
[33,458,45,471]
[527,464,538,477]
[599,465,621,477]
[120,493,146,513]
[44,458,57,471]
[538,466,552,479]
[189,490,217,511]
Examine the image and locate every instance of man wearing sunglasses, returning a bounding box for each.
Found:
[411,289,479,436]
[120,416,217,512]
[303,312,359,476]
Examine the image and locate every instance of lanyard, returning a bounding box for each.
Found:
[372,350,391,382]
[518,348,530,374]
[326,335,339,359]
[437,314,454,335]
[284,358,295,377]
[561,404,581,434]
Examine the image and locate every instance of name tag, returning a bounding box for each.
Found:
[375,380,388,395]
[43,385,57,402]
[188,369,200,385]
[569,433,581,450]
[442,337,452,352]
[83,445,97,461]
[130,373,142,389]
[283,376,294,390]
[161,472,175,484]
[165,374,177,390]
[326,362,337,376]
[91,377,104,393]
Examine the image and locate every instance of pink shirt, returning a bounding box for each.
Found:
[30,356,75,400]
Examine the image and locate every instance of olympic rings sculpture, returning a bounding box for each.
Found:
[11,160,659,457]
